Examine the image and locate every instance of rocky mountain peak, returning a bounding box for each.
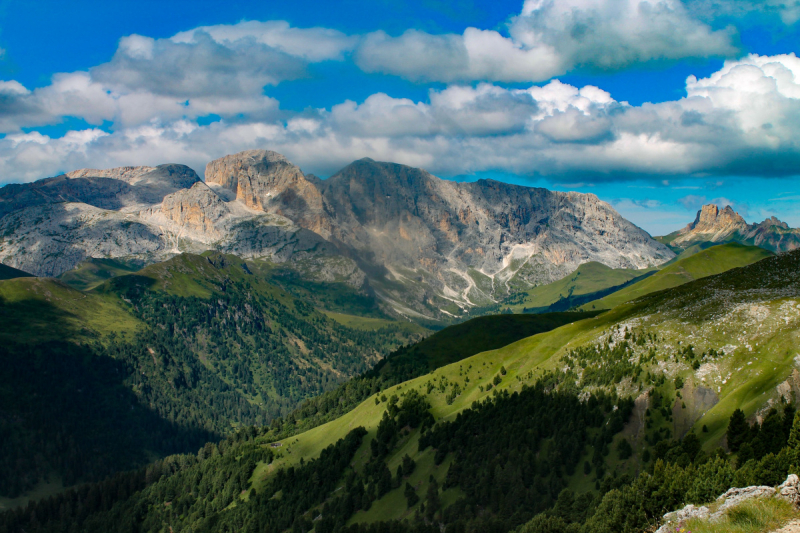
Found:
[758,215,790,229]
[65,164,199,190]
[0,164,200,218]
[0,149,676,318]
[687,204,747,233]
[205,150,332,237]
[668,203,800,254]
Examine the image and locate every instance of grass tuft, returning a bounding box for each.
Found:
[685,498,798,533]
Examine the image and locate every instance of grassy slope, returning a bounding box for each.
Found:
[0,277,141,344]
[506,262,656,313]
[96,252,429,401]
[370,312,602,377]
[58,258,142,291]
[578,243,773,311]
[0,263,33,281]
[685,497,798,533]
[249,250,798,525]
[655,231,682,248]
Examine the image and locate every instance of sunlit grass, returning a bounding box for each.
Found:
[685,498,798,533]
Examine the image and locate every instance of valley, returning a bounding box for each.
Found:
[0,252,426,503]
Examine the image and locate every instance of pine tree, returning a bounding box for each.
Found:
[404,482,419,508]
[727,409,749,452]
[788,410,800,471]
[789,411,800,449]
[425,477,440,522]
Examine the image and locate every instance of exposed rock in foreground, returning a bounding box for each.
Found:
[657,474,800,532]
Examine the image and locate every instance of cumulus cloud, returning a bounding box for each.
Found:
[2,52,800,184]
[92,32,306,97]
[0,20,339,133]
[171,20,357,62]
[356,0,737,82]
[0,3,742,135]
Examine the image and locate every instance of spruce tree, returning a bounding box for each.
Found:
[425,477,440,522]
[727,409,749,452]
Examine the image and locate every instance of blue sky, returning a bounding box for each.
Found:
[0,0,799,235]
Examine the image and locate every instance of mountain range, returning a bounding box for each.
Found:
[0,150,674,321]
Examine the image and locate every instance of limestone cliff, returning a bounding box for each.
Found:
[205,150,332,237]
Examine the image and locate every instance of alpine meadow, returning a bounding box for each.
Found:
[1,1,800,532]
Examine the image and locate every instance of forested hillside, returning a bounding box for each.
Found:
[264,312,599,440]
[0,253,425,500]
[3,249,799,533]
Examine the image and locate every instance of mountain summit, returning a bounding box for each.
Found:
[0,150,674,320]
[662,203,800,253]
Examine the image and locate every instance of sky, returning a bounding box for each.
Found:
[0,0,799,235]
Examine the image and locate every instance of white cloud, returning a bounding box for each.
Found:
[0,4,742,137]
[3,50,800,184]
[171,20,357,62]
[356,0,737,82]
[0,20,330,133]
[92,31,307,98]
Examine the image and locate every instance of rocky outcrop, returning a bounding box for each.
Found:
[669,204,800,253]
[657,475,800,533]
[679,204,748,240]
[779,474,800,506]
[205,150,332,237]
[159,182,231,241]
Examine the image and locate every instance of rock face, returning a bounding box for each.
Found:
[0,202,168,278]
[1,150,677,319]
[0,162,353,284]
[306,158,673,313]
[0,164,200,218]
[205,150,332,237]
[159,182,231,242]
[779,474,800,506]
[668,204,800,253]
